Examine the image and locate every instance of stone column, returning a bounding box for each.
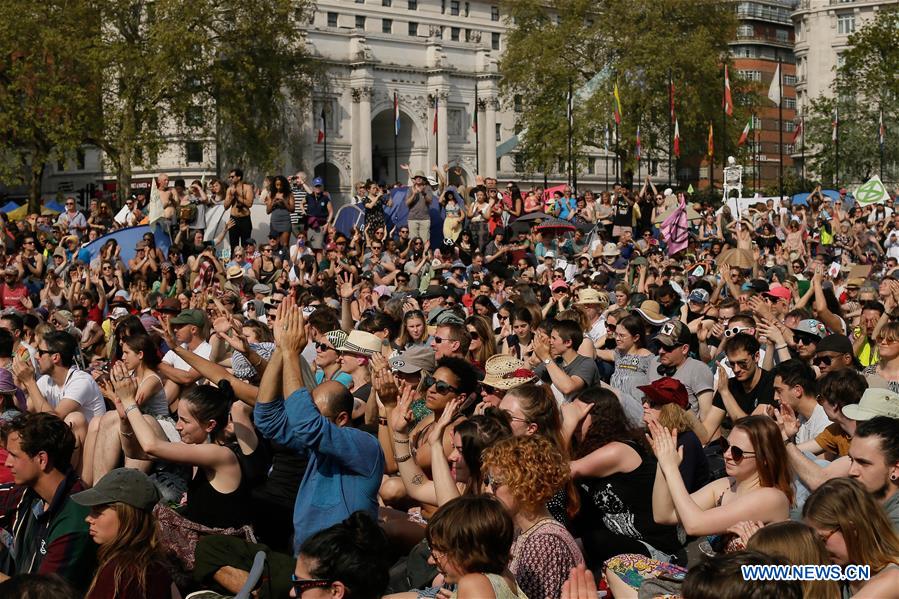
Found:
[351,87,373,183]
[484,97,498,178]
[437,90,449,169]
[476,98,486,175]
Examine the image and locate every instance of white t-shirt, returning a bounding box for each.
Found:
[797,403,832,445]
[36,367,106,422]
[163,341,212,382]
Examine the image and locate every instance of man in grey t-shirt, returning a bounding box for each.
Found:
[532,319,600,404]
[652,320,714,417]
[405,171,433,243]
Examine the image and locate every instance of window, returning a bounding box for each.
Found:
[382,0,391,5]
[776,29,790,42]
[785,121,796,132]
[737,24,754,37]
[751,115,762,129]
[383,19,392,33]
[450,0,459,16]
[355,15,366,29]
[450,27,460,41]
[491,5,500,21]
[441,0,445,14]
[76,148,85,170]
[185,142,203,163]
[784,74,797,86]
[491,32,500,50]
[837,13,855,34]
[327,12,338,27]
[785,144,794,154]
[496,123,501,142]
[784,98,796,109]
[587,158,595,175]
[738,70,762,82]
[185,105,204,127]
[408,21,418,36]
[408,0,417,8]
[836,52,846,68]
[513,94,522,112]
[464,2,469,16]
[57,157,66,172]
[356,0,364,3]
[514,153,524,173]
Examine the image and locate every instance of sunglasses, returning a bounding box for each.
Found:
[812,355,834,367]
[290,575,333,594]
[719,437,756,464]
[467,329,480,339]
[794,334,818,346]
[423,374,458,394]
[37,348,57,356]
[315,342,336,352]
[482,472,504,493]
[724,326,755,338]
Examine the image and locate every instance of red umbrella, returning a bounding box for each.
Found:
[534,217,577,234]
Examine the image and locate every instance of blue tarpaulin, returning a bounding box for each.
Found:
[44,200,66,213]
[82,224,171,268]
[0,201,20,213]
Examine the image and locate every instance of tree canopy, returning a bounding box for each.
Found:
[500,0,753,186]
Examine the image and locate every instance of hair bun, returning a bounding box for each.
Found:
[217,379,236,403]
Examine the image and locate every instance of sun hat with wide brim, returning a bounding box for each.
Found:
[635,300,668,325]
[481,355,538,390]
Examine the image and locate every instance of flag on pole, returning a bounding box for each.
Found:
[316,108,326,143]
[738,119,751,147]
[613,82,622,125]
[792,118,803,145]
[471,102,478,133]
[832,108,838,142]
[635,125,642,161]
[767,64,781,105]
[669,81,676,121]
[708,123,714,157]
[880,108,886,149]
[433,96,438,135]
[394,93,400,136]
[673,119,681,158]
[723,65,734,117]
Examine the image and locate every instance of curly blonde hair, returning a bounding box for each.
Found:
[481,434,569,515]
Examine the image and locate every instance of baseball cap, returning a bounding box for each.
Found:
[550,279,569,291]
[655,320,691,347]
[109,307,130,320]
[842,388,899,421]
[428,306,465,326]
[791,319,826,340]
[170,309,207,327]
[762,285,791,302]
[389,345,436,374]
[312,177,324,187]
[742,279,770,293]
[159,298,181,313]
[637,377,689,409]
[71,468,160,511]
[815,334,854,355]
[687,289,709,304]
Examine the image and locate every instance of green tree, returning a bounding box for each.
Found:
[87,0,321,200]
[803,8,899,187]
[500,0,753,187]
[0,1,100,213]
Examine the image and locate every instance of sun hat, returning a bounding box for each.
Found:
[72,468,160,511]
[575,288,607,306]
[109,307,130,321]
[602,242,620,257]
[324,330,348,350]
[481,355,538,390]
[226,265,244,280]
[842,388,899,421]
[637,377,689,409]
[337,330,382,356]
[389,345,436,374]
[635,300,668,325]
[231,342,276,381]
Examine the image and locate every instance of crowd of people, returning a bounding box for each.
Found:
[0,164,899,599]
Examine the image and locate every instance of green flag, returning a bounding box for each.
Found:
[855,175,890,206]
[687,184,694,194]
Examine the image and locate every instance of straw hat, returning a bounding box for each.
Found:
[481,355,538,390]
[337,330,382,356]
[635,300,668,325]
[602,242,620,257]
[575,288,607,307]
[226,265,244,280]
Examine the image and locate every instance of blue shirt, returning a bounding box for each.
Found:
[253,388,384,554]
[314,370,353,389]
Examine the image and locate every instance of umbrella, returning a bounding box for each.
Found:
[514,211,554,223]
[718,248,754,269]
[534,217,577,234]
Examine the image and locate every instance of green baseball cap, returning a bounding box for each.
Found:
[170,309,206,327]
[71,468,160,511]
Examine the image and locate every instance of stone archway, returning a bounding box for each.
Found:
[313,162,343,192]
[370,109,426,185]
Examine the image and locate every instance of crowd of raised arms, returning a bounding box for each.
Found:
[1,164,899,599]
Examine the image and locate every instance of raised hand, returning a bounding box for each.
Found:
[110,362,137,405]
[561,400,592,442]
[373,364,400,408]
[773,403,800,442]
[281,304,307,354]
[726,520,765,548]
[646,419,682,470]
[430,397,462,445]
[388,380,416,434]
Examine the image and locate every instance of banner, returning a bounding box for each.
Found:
[855,175,891,206]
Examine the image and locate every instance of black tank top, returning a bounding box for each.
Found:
[182,444,251,529]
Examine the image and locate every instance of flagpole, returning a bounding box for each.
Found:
[567,79,573,189]
[474,81,480,175]
[800,114,805,182]
[835,106,839,188]
[434,96,439,167]
[754,123,759,192]
[615,122,620,185]
[722,69,727,183]
[668,69,673,188]
[880,105,885,181]
[393,92,398,182]
[322,107,328,188]
[778,56,784,201]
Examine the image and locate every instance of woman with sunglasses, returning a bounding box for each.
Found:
[804,478,899,599]
[863,320,899,393]
[481,434,584,599]
[465,315,496,372]
[313,330,352,389]
[290,512,390,599]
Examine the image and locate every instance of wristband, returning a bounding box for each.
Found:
[775,344,788,350]
[395,453,413,463]
[124,404,139,416]
[393,436,410,444]
[378,417,388,426]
